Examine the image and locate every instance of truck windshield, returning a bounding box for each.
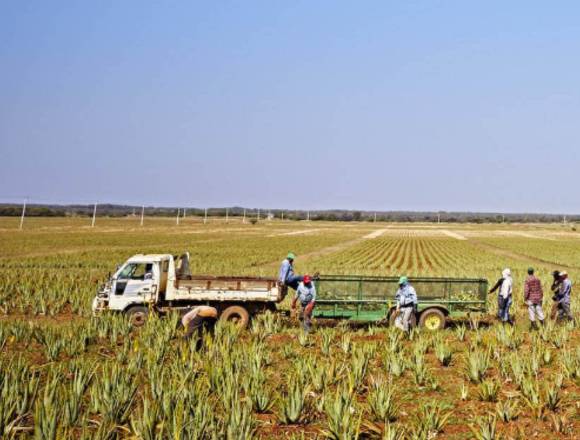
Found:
[118,263,153,281]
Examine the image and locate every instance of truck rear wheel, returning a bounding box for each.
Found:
[126,306,149,327]
[419,308,446,330]
[220,305,250,328]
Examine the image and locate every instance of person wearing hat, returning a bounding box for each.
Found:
[524,268,544,330]
[278,252,303,291]
[292,274,317,332]
[554,271,573,322]
[393,276,418,332]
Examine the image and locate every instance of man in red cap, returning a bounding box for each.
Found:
[292,274,316,332]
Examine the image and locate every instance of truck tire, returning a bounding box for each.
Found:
[220,305,250,329]
[419,308,446,330]
[388,308,417,328]
[126,306,149,327]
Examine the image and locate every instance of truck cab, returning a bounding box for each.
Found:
[93,254,174,323]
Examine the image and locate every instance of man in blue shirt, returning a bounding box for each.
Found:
[278,252,303,290]
[292,275,316,332]
[394,276,418,332]
[554,271,574,322]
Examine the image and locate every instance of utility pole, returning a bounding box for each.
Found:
[19,198,27,230]
[176,208,180,225]
[226,207,229,223]
[257,208,260,221]
[91,202,97,227]
[204,208,208,224]
[140,206,145,227]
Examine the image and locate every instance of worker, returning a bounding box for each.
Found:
[278,252,303,291]
[489,273,506,320]
[550,270,562,320]
[181,305,218,350]
[554,271,574,322]
[292,274,316,332]
[492,268,513,325]
[524,267,544,329]
[394,276,417,333]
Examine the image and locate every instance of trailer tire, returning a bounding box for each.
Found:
[126,306,149,327]
[419,308,446,330]
[220,305,250,328]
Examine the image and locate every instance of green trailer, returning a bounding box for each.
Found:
[313,275,488,330]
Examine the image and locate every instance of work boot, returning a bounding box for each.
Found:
[539,319,545,327]
[530,321,538,331]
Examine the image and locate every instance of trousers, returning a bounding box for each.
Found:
[526,301,544,322]
[285,275,304,290]
[498,296,512,322]
[395,307,414,332]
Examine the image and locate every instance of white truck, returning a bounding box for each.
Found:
[92,253,285,327]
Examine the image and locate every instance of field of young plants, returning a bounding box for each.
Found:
[0,217,578,439]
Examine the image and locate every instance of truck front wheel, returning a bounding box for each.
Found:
[220,305,250,329]
[126,306,149,327]
[419,308,446,330]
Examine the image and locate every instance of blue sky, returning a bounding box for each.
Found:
[1,1,579,213]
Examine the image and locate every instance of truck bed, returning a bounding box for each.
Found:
[167,275,282,302]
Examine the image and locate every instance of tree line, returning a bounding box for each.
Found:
[0,203,577,224]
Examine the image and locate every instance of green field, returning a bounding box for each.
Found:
[0,218,578,438]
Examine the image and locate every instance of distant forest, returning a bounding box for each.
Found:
[0,203,577,224]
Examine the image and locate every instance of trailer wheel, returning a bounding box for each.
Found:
[419,308,446,330]
[126,306,149,327]
[220,306,250,328]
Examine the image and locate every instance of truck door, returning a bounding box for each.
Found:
[110,262,159,309]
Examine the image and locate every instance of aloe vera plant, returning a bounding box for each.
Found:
[411,402,453,439]
[434,340,453,366]
[477,379,500,402]
[465,347,490,383]
[469,413,498,440]
[277,375,307,424]
[366,379,399,423]
[496,398,520,422]
[323,387,361,440]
